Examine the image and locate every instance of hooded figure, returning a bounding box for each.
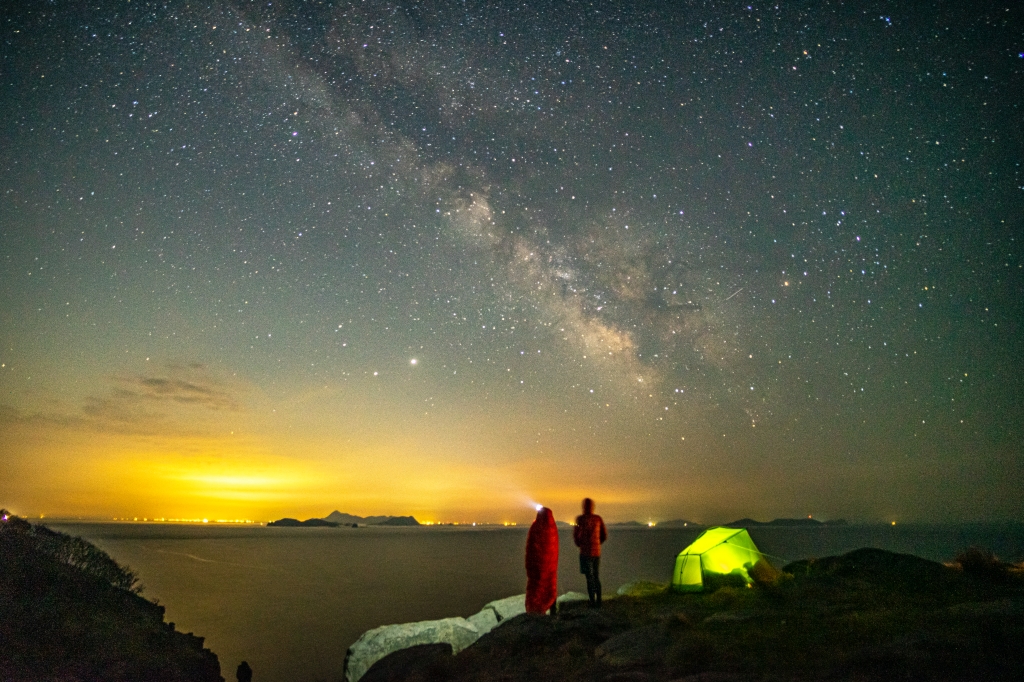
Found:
[525,506,559,614]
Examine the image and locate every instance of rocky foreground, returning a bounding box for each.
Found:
[0,511,222,682]
[358,548,1024,682]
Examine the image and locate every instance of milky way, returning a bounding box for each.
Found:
[1,1,1022,522]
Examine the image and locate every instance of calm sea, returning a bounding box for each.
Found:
[48,522,1024,682]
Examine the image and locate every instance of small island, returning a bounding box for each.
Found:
[267,511,421,527]
[267,517,340,527]
[721,517,849,527]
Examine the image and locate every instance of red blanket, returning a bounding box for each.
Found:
[525,507,559,614]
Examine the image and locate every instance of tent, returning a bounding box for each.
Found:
[672,527,767,592]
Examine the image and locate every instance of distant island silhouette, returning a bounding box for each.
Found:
[266,515,846,529]
[266,517,339,527]
[722,517,848,528]
[608,518,847,529]
[267,511,421,527]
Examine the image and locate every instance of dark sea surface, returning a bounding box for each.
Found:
[49,522,1024,682]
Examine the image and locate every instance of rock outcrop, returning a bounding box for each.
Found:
[480,593,527,621]
[344,616,480,682]
[345,593,533,682]
[465,606,499,636]
[346,590,605,681]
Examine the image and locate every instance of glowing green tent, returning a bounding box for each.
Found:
[672,527,767,592]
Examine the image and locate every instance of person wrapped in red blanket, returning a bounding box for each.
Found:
[525,506,559,614]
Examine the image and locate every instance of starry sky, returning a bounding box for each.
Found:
[2,0,1022,524]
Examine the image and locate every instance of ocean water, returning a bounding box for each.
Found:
[49,522,1024,682]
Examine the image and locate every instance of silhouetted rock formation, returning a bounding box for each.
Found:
[319,509,419,524]
[0,510,221,682]
[376,515,420,526]
[267,517,339,527]
[723,517,848,527]
[325,511,379,525]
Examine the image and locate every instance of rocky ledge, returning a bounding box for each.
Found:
[351,547,1024,682]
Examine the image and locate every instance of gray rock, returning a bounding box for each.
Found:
[556,591,589,604]
[466,606,499,636]
[346,591,584,682]
[483,593,526,621]
[344,617,479,682]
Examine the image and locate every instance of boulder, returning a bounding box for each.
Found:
[346,592,581,682]
[344,617,479,682]
[483,593,527,621]
[360,642,454,682]
[466,606,500,635]
[556,591,589,604]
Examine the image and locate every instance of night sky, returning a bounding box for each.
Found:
[2,1,1022,524]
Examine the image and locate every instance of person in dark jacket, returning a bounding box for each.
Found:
[573,497,607,606]
[525,506,559,614]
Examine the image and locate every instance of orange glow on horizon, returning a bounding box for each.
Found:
[1,403,713,523]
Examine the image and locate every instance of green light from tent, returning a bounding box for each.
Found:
[671,527,767,592]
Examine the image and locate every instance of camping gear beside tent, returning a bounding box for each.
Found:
[672,527,768,592]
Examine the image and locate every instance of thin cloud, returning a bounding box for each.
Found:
[121,375,239,411]
[1,364,245,437]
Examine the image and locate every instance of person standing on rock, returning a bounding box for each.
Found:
[525,506,559,614]
[573,497,607,607]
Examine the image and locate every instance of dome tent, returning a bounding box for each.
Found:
[672,527,768,592]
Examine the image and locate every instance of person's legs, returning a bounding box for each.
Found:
[580,555,601,606]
